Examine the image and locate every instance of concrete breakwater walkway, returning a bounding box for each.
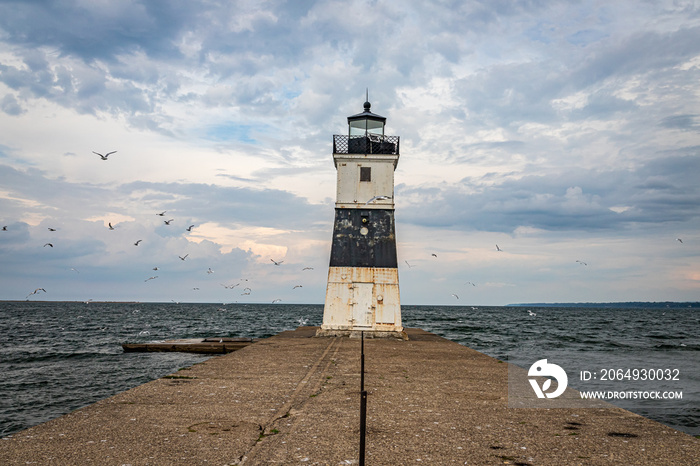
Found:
[1,327,697,465]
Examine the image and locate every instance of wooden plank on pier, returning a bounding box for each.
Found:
[122,337,256,354]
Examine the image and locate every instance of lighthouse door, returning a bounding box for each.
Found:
[352,283,374,328]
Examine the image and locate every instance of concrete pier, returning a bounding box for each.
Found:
[1,327,697,464]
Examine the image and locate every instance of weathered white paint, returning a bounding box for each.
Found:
[333,153,399,209]
[320,266,403,335]
[352,282,374,327]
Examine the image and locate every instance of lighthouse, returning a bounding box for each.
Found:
[317,98,406,339]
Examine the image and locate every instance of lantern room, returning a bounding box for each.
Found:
[348,100,386,137]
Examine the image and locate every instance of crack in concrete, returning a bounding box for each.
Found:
[238,337,342,464]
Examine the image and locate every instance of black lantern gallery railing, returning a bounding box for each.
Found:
[333,135,400,155]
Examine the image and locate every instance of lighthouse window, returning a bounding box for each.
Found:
[360,167,371,182]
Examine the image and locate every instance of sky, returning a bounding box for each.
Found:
[1,0,699,306]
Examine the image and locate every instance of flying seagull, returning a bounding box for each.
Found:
[405,260,414,268]
[108,222,115,230]
[207,268,214,274]
[48,227,57,231]
[364,195,392,205]
[496,244,503,252]
[93,151,116,160]
[134,240,142,246]
[272,299,282,303]
[144,276,158,282]
[43,243,53,247]
[26,288,47,298]
[431,253,438,258]
[156,211,166,216]
[2,226,7,231]
[293,285,303,289]
[302,267,314,271]
[677,238,683,243]
[187,225,195,231]
[164,219,174,225]
[576,260,588,266]
[179,254,189,261]
[270,259,284,266]
[465,281,476,287]
[451,293,459,300]
[528,310,537,316]
[152,266,159,270]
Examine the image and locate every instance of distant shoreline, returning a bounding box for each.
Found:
[507,301,700,308]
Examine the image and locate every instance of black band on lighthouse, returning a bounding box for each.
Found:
[329,208,398,268]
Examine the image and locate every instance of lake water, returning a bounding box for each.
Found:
[1,302,697,437]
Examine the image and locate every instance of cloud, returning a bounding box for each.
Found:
[1,0,700,304]
[660,114,700,131]
[0,93,24,115]
[397,153,700,233]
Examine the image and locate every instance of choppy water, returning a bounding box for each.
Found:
[0,302,697,437]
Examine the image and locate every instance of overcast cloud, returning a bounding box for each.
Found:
[1,0,699,305]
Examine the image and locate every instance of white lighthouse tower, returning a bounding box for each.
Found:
[317,98,406,339]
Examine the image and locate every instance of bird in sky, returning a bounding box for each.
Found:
[451,293,459,299]
[405,260,414,268]
[108,222,115,230]
[207,268,214,274]
[293,285,303,289]
[179,254,189,261]
[431,253,438,258]
[677,238,683,243]
[48,227,56,231]
[164,219,174,225]
[465,281,476,287]
[156,211,166,216]
[70,268,79,273]
[152,266,159,270]
[134,240,142,246]
[302,267,314,271]
[26,288,46,298]
[272,299,282,303]
[496,244,503,252]
[43,243,53,247]
[576,260,588,266]
[93,151,116,160]
[528,310,537,317]
[271,259,284,266]
[187,225,195,231]
[144,276,158,282]
[364,195,392,205]
[2,226,7,231]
